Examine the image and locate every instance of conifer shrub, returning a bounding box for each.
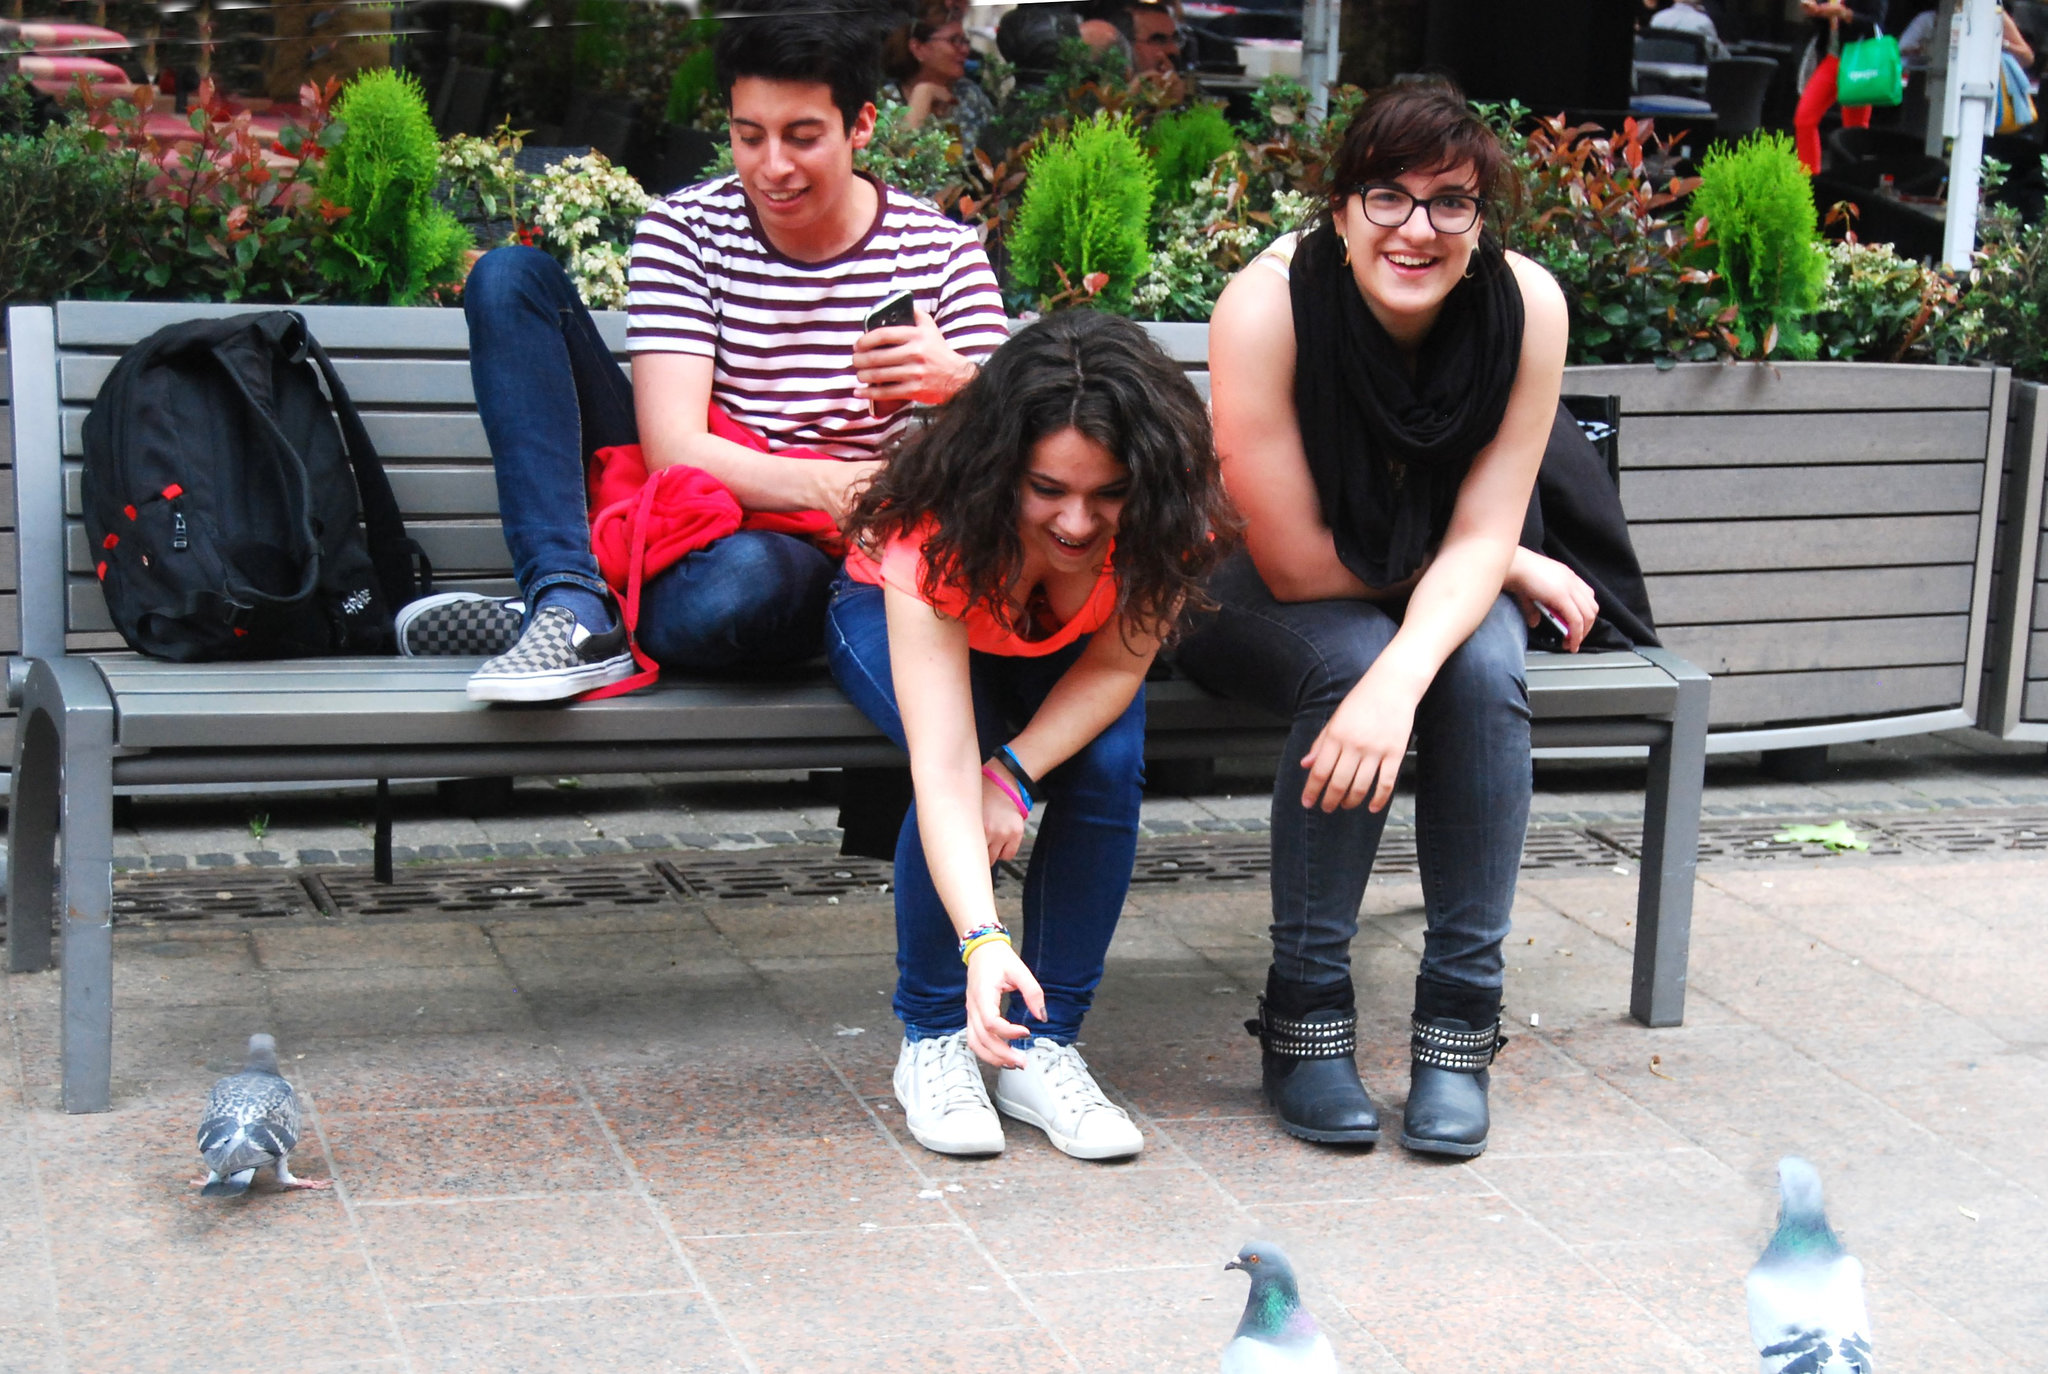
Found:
[1147,103,1236,206]
[1005,111,1155,313]
[317,70,472,305]
[1691,130,1827,359]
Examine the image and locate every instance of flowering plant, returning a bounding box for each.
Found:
[71,75,346,303]
[1133,152,1312,321]
[522,152,649,309]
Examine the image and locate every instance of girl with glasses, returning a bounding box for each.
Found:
[1176,78,1577,1158]
[885,4,995,148]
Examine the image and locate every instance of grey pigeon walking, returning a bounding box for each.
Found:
[196,1034,330,1197]
[1746,1157,1873,1373]
[1222,1242,1340,1374]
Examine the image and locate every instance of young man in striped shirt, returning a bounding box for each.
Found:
[421,3,1009,701]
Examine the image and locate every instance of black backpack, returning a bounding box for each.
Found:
[81,311,428,661]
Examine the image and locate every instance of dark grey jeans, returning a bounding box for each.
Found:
[1176,552,1532,1000]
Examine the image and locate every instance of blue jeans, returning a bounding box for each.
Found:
[825,575,1145,1043]
[463,246,833,669]
[1175,552,1531,1000]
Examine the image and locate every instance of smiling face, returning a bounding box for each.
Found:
[1335,161,1484,347]
[909,22,970,84]
[1019,426,1128,573]
[728,75,876,252]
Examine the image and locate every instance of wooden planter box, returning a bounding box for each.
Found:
[1982,379,2048,741]
[1570,361,2010,752]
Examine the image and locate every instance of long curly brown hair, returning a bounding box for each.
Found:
[846,309,1235,640]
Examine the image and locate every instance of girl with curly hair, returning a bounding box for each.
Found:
[827,308,1230,1162]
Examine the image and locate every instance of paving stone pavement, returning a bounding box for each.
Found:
[1,835,2043,1373]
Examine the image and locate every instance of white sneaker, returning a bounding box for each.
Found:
[893,1032,1005,1156]
[994,1039,1144,1161]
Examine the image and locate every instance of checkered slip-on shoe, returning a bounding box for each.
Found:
[396,592,526,658]
[465,605,636,703]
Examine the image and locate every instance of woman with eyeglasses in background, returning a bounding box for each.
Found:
[884,2,995,148]
[1176,79,1571,1160]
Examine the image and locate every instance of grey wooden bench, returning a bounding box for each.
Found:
[6,300,1709,1113]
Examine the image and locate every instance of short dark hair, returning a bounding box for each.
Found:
[847,310,1235,640]
[1086,0,1170,41]
[1322,78,1519,237]
[715,0,888,131]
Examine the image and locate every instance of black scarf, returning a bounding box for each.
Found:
[1289,219,1526,588]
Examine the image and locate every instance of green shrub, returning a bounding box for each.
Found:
[0,107,138,306]
[1147,104,1236,206]
[1956,195,2048,381]
[1813,228,1968,363]
[857,99,965,206]
[317,70,471,305]
[1006,112,1155,313]
[1691,130,1827,359]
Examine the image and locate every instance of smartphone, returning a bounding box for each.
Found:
[862,290,917,419]
[1530,602,1572,652]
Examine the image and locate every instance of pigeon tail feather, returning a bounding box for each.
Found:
[198,1119,287,1178]
[201,1168,256,1198]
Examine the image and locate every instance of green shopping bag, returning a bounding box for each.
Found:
[1837,33,1904,108]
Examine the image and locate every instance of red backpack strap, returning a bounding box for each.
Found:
[578,471,665,701]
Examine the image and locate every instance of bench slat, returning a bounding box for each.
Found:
[62,409,496,461]
[1631,515,1980,574]
[1564,361,1996,412]
[53,300,631,354]
[66,521,510,577]
[61,355,488,407]
[1620,410,1989,468]
[1660,614,1968,676]
[1621,462,1985,521]
[65,460,501,517]
[1709,664,1962,722]
[1648,564,1975,623]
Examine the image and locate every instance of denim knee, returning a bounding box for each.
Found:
[1055,697,1147,806]
[463,245,571,325]
[634,533,832,669]
[1428,598,1530,719]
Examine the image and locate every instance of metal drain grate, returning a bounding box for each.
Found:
[1520,827,1634,870]
[658,851,895,900]
[313,860,678,918]
[1872,810,2048,855]
[1127,835,1271,885]
[1593,818,1908,863]
[112,871,320,923]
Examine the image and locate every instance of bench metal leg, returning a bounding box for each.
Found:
[7,707,61,975]
[8,659,119,1111]
[1630,648,1712,1027]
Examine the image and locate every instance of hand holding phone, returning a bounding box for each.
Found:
[860,290,917,419]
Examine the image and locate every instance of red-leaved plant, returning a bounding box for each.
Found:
[70,74,350,303]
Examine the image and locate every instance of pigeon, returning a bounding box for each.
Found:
[1746,1157,1873,1373]
[1222,1242,1340,1373]
[196,1034,330,1197]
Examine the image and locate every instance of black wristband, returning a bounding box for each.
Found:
[995,743,1040,797]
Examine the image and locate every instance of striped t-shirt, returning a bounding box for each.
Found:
[626,173,1010,460]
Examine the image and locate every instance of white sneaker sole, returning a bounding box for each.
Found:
[895,1086,1005,1156]
[466,653,636,703]
[993,1091,1143,1161]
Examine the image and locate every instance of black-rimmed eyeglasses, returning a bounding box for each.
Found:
[1354,185,1484,235]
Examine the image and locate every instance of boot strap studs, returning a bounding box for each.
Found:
[1248,1003,1358,1059]
[1409,1017,1506,1073]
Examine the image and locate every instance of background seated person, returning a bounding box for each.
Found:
[429,0,1008,702]
[827,311,1231,1163]
[884,1,996,147]
[1080,0,1183,76]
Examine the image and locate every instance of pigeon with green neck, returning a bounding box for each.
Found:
[1223,1242,1340,1373]
[1746,1156,1873,1373]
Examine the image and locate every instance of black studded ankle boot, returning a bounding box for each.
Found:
[1245,978,1380,1145]
[1399,979,1505,1159]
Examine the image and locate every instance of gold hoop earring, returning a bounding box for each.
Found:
[1340,235,1351,267]
[1462,258,1476,279]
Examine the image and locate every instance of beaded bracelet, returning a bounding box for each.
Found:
[995,744,1041,799]
[981,766,1031,819]
[958,922,1011,964]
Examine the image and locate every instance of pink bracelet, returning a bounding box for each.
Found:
[981,766,1031,819]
